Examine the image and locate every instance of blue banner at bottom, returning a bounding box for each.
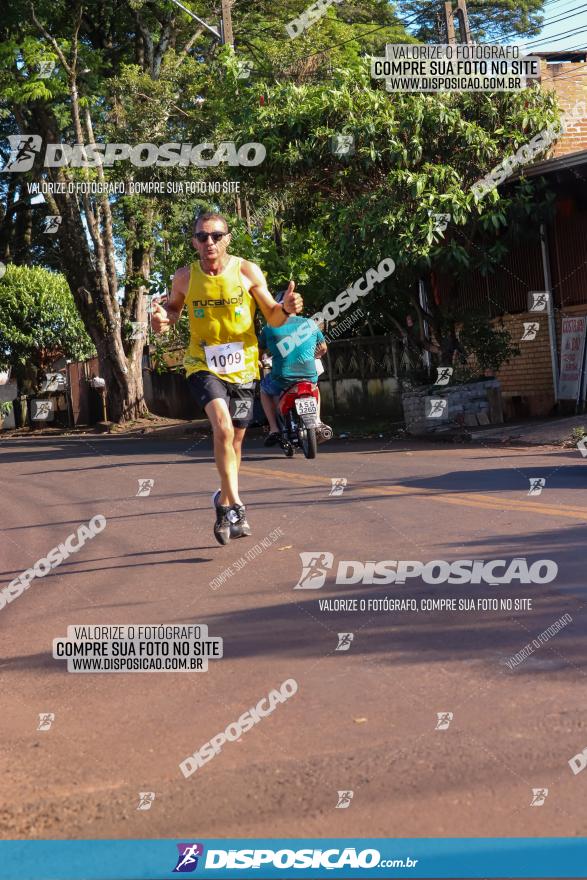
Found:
[1,838,586,879]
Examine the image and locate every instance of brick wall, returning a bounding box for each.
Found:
[540,60,587,157]
[493,312,554,418]
[491,305,587,418]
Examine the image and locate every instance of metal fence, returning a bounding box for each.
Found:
[323,335,401,380]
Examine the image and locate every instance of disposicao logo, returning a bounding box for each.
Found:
[294,554,558,589]
[173,843,204,872]
[3,136,266,171]
[203,847,382,870]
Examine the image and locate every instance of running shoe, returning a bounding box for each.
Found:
[212,489,237,523]
[229,503,251,539]
[264,431,280,447]
[213,505,232,546]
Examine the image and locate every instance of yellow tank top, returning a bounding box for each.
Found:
[183,256,259,384]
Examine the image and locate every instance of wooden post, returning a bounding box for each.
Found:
[456,0,472,44]
[444,1,456,44]
[220,0,234,46]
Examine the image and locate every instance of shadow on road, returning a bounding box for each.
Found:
[0,435,457,467]
[183,589,587,671]
[2,585,584,676]
[394,466,587,494]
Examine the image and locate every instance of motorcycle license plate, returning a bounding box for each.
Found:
[295,398,317,416]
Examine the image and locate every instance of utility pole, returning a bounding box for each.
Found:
[220,0,234,46]
[444,1,456,44]
[167,0,235,49]
[443,0,472,45]
[455,0,472,44]
[167,0,221,41]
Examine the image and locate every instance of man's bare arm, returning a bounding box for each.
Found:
[151,266,189,333]
[241,260,303,327]
[166,266,189,324]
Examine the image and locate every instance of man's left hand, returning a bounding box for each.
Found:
[282,280,303,315]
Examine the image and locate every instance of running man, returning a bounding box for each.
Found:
[151,212,302,545]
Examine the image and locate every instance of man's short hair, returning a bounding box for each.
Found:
[193,212,229,235]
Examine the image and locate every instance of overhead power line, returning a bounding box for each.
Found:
[523,24,587,48]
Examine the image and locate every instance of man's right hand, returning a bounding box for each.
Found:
[151,301,170,334]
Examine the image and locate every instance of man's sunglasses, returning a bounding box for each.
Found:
[194,231,229,243]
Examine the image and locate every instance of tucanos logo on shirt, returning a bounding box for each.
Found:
[193,291,244,309]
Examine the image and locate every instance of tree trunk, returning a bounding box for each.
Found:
[22,103,149,423]
[0,175,18,262]
[17,5,176,424]
[99,342,146,423]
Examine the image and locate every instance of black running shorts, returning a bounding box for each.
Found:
[187,371,257,428]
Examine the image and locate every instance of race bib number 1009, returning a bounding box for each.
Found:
[204,341,244,375]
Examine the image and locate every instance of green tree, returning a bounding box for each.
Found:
[234,0,411,79]
[458,310,520,376]
[0,0,217,420]
[396,0,545,43]
[0,0,412,419]
[0,264,94,391]
[216,62,558,364]
[0,0,560,403]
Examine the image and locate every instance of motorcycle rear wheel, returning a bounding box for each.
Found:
[299,423,318,459]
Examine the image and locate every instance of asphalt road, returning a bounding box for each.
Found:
[1,433,587,841]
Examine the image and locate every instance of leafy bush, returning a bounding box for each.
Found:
[0,265,94,391]
[458,312,520,376]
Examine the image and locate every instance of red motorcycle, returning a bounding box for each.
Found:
[277,380,321,459]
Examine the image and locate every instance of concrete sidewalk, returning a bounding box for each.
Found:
[470,413,587,446]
